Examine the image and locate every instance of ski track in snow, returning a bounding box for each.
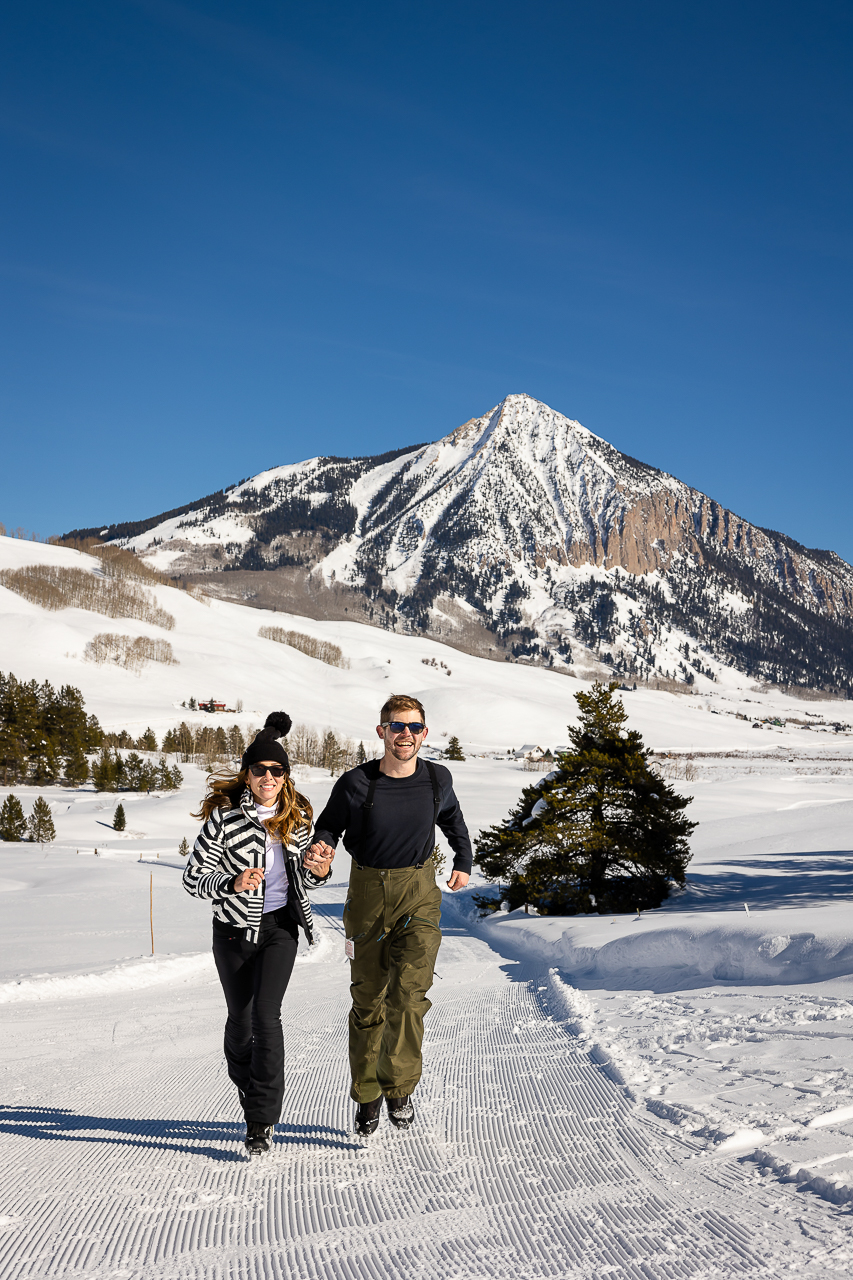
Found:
[2,907,851,1279]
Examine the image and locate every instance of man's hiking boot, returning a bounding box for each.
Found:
[354,1097,383,1136]
[386,1095,414,1130]
[245,1122,274,1156]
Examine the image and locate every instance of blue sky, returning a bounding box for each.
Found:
[2,1,852,556]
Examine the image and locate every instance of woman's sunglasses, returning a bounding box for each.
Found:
[249,764,287,778]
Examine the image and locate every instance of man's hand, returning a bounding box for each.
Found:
[304,840,335,878]
[234,868,264,893]
[446,870,470,892]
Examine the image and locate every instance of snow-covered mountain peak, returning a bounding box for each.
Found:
[67,394,853,693]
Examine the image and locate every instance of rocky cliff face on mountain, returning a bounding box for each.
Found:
[66,394,853,694]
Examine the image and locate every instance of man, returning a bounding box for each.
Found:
[309,694,472,1136]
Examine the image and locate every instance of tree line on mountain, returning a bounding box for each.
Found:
[0,563,176,629]
[258,626,349,669]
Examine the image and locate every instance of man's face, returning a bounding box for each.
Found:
[376,711,428,762]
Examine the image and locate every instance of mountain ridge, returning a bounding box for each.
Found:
[64,394,853,695]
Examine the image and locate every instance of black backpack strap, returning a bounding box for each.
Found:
[416,760,442,866]
[355,760,382,865]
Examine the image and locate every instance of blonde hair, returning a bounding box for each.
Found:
[193,768,312,847]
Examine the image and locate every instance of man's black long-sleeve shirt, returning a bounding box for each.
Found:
[313,758,473,873]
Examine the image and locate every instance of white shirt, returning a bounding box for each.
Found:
[254,802,289,913]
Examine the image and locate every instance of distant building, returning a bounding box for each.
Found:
[199,699,227,713]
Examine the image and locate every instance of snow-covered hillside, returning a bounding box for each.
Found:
[68,393,853,695]
[3,534,853,750]
[4,533,853,1275]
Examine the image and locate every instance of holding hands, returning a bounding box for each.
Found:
[304,840,335,878]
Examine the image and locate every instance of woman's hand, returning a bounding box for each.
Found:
[304,841,334,878]
[234,868,265,893]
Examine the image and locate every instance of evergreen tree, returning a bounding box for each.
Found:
[174,722,194,761]
[63,742,90,787]
[113,802,127,831]
[356,741,366,765]
[124,752,145,790]
[30,737,59,785]
[444,735,465,761]
[0,793,27,841]
[322,730,341,773]
[27,796,56,846]
[227,724,245,760]
[113,751,126,789]
[475,682,696,914]
[139,727,158,751]
[86,713,104,750]
[92,747,117,791]
[156,758,182,791]
[0,671,102,784]
[178,837,190,857]
[0,722,26,785]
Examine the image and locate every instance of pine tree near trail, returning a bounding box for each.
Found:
[113,803,126,831]
[27,796,56,846]
[0,793,27,841]
[178,837,190,857]
[475,682,696,914]
[444,736,465,761]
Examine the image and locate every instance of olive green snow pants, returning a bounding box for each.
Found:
[344,862,442,1102]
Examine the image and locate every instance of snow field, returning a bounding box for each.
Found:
[4,534,853,1269]
[4,908,850,1278]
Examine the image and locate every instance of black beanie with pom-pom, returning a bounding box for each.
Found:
[241,712,292,772]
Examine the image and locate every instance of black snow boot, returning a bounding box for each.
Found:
[386,1096,415,1130]
[245,1122,274,1155]
[354,1097,383,1136]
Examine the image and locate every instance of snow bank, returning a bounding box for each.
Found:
[480,911,853,987]
[555,921,853,985]
[546,968,639,1096]
[0,952,215,1003]
[749,1149,853,1207]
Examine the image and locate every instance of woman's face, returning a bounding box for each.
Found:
[247,761,287,806]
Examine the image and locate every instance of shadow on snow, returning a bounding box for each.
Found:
[0,1106,360,1160]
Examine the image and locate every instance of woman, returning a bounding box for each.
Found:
[183,712,333,1156]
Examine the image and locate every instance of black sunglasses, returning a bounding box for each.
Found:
[249,764,287,778]
[382,721,427,735]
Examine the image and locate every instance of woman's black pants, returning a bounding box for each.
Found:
[212,907,299,1124]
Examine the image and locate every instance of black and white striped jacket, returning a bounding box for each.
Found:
[182,788,329,944]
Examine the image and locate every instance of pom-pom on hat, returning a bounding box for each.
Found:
[242,712,292,772]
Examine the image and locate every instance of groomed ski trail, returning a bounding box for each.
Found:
[0,900,848,1279]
